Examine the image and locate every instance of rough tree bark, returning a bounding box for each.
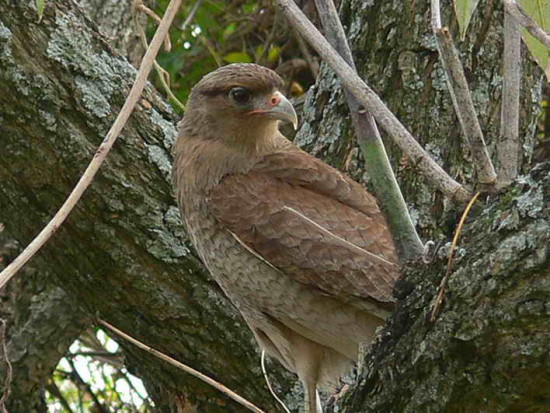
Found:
[0,229,89,413]
[0,0,547,412]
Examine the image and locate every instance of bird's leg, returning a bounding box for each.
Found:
[303,381,323,413]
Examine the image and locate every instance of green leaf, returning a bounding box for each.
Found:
[223,23,237,40]
[267,46,281,62]
[520,0,550,80]
[223,51,253,63]
[255,44,265,60]
[242,1,258,14]
[36,0,45,23]
[453,0,480,40]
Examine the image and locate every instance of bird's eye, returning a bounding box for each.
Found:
[229,87,251,104]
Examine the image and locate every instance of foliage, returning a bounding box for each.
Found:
[46,329,152,412]
[453,0,550,79]
[35,0,45,23]
[453,0,481,40]
[520,0,550,79]
[150,0,312,112]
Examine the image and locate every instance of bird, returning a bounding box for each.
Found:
[172,63,399,412]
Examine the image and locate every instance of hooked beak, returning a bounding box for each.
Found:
[248,91,298,130]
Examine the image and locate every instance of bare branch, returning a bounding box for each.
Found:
[179,0,204,32]
[0,0,183,290]
[504,0,550,49]
[258,8,280,64]
[293,31,319,77]
[498,8,522,186]
[430,0,442,30]
[277,0,471,202]
[135,0,204,113]
[135,6,188,112]
[135,2,172,51]
[430,1,497,186]
[314,0,423,261]
[98,320,267,413]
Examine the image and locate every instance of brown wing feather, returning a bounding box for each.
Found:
[210,149,399,305]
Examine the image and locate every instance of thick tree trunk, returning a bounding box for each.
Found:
[0,229,89,413]
[335,163,550,412]
[0,0,547,412]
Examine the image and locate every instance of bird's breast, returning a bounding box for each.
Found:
[182,202,382,358]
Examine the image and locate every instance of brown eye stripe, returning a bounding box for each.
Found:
[199,89,227,97]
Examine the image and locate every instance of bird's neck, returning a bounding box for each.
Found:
[173,124,290,198]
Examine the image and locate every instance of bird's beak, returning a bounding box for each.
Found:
[248,91,298,130]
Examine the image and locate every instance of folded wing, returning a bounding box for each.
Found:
[210,149,400,307]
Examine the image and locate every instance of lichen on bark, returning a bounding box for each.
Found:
[336,163,550,412]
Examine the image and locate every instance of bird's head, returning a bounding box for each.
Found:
[181,64,298,144]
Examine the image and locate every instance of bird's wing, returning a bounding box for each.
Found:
[210,149,400,307]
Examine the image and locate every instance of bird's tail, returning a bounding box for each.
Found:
[304,382,323,413]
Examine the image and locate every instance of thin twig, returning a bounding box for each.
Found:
[135,16,186,111]
[261,351,290,413]
[293,31,318,77]
[136,0,203,112]
[314,0,424,261]
[0,320,12,413]
[431,1,497,186]
[136,3,172,51]
[135,0,199,112]
[68,350,125,368]
[98,320,266,413]
[504,0,550,49]
[179,0,204,32]
[429,191,481,322]
[0,0,183,291]
[199,35,223,67]
[258,8,280,64]
[68,350,122,358]
[276,0,471,202]
[498,6,522,187]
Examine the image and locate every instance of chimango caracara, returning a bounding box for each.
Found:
[172,63,399,412]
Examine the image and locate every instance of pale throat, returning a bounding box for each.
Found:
[174,117,287,196]
[217,117,281,155]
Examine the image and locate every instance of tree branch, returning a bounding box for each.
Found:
[504,0,550,49]
[98,320,267,413]
[134,6,186,112]
[135,3,172,51]
[314,0,423,261]
[431,1,497,186]
[277,0,471,202]
[498,5,522,186]
[0,0,182,290]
